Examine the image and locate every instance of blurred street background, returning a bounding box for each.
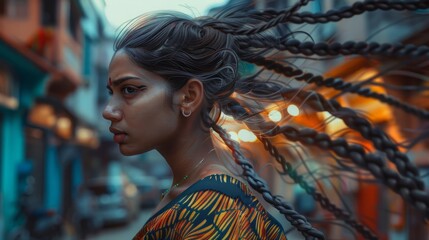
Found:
[86,209,151,240]
[0,0,428,239]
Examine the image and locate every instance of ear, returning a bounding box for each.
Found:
[177,79,204,117]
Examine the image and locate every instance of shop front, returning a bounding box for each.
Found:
[25,96,100,227]
[0,34,51,238]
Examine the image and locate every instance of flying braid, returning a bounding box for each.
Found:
[246,56,429,120]
[209,121,325,240]
[226,80,429,218]
[210,0,311,35]
[239,38,429,57]
[263,124,429,219]
[281,89,425,189]
[209,0,429,35]
[222,98,379,240]
[260,137,378,240]
[237,82,426,191]
[287,0,429,24]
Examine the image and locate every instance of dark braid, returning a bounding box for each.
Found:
[238,82,426,191]
[209,1,429,34]
[281,89,425,189]
[246,56,429,120]
[210,0,311,35]
[210,123,325,240]
[261,138,379,240]
[230,81,429,218]
[266,124,429,219]
[222,99,379,240]
[287,0,429,24]
[239,38,429,57]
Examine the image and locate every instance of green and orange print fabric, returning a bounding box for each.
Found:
[133,174,287,240]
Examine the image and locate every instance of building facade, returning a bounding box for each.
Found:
[0,0,111,238]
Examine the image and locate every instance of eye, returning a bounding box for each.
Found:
[121,85,145,96]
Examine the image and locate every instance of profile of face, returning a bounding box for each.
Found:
[102,50,181,155]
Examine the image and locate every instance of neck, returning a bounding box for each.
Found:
[157,126,216,184]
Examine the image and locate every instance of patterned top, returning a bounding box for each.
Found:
[133,174,287,240]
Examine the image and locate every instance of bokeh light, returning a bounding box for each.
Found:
[238,129,257,142]
[287,104,300,116]
[228,131,240,142]
[268,109,282,122]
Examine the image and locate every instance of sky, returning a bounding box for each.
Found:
[104,0,228,28]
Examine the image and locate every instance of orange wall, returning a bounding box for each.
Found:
[0,0,83,86]
[0,0,41,43]
[57,0,82,77]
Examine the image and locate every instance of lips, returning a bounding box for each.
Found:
[109,127,127,144]
[113,133,127,143]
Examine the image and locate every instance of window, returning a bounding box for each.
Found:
[25,127,47,208]
[68,0,80,41]
[41,0,57,26]
[0,0,6,16]
[5,0,28,19]
[0,67,11,97]
[0,65,19,109]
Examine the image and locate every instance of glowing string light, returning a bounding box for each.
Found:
[238,129,257,142]
[268,110,282,122]
[287,104,300,116]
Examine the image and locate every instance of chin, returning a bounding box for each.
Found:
[118,145,144,156]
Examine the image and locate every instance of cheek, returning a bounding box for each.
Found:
[129,102,178,142]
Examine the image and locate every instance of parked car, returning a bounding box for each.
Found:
[86,175,139,226]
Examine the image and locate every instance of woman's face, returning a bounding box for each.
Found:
[103,50,181,155]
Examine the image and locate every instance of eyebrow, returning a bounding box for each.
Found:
[107,76,141,88]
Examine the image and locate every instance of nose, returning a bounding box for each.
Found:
[102,103,122,122]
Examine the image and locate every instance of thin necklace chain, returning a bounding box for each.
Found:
[162,149,215,198]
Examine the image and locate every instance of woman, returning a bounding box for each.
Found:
[103,1,429,239]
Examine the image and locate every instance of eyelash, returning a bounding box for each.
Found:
[107,85,146,96]
[121,86,140,95]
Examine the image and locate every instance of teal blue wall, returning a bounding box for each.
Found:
[0,40,50,238]
[44,142,63,211]
[0,109,24,232]
[72,156,83,198]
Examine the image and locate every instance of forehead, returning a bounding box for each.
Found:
[108,50,168,85]
[109,50,139,74]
